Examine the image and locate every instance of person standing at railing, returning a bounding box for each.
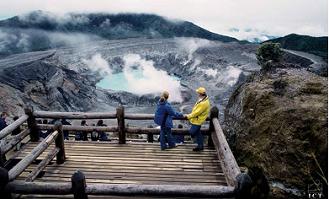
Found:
[0,112,7,131]
[61,119,71,140]
[75,120,88,141]
[40,119,49,139]
[184,87,210,152]
[154,91,184,150]
[12,116,21,151]
[97,120,109,141]
[91,124,99,141]
[0,112,8,162]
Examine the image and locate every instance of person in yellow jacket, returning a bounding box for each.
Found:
[184,87,210,151]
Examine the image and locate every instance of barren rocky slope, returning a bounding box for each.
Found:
[224,66,328,198]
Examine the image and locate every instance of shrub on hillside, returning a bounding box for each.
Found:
[256,42,283,71]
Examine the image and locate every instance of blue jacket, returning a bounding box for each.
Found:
[154,100,183,128]
[0,118,7,131]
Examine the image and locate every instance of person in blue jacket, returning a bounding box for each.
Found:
[0,112,8,131]
[154,91,183,150]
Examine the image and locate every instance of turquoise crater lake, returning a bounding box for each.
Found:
[97,70,180,92]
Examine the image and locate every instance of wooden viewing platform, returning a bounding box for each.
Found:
[0,106,252,199]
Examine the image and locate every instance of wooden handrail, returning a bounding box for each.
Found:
[5,181,71,195]
[85,184,235,197]
[126,127,209,135]
[5,181,235,198]
[33,111,210,121]
[124,113,209,120]
[26,147,60,182]
[37,124,209,135]
[8,130,59,181]
[1,129,30,154]
[212,117,241,186]
[37,124,118,132]
[0,114,29,140]
[33,111,117,119]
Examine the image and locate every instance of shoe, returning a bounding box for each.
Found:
[192,147,204,152]
[168,145,177,149]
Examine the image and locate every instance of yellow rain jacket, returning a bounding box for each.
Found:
[187,96,210,125]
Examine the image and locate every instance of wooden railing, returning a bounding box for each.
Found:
[31,106,210,144]
[0,106,252,199]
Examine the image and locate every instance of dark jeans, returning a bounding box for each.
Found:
[189,124,203,149]
[160,127,175,150]
[63,131,69,140]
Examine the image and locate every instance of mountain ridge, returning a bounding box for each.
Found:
[0,10,238,42]
[263,33,328,61]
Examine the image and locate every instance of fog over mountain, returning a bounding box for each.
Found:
[0,0,327,41]
[0,11,238,56]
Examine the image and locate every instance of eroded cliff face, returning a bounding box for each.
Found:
[224,67,327,198]
[0,38,262,119]
[0,51,100,115]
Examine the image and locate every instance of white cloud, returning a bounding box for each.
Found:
[0,0,327,39]
[18,11,90,25]
[15,33,30,50]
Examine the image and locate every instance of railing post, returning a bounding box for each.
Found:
[116,106,126,144]
[208,106,218,148]
[71,170,87,199]
[0,147,6,167]
[147,133,153,142]
[24,107,39,142]
[54,122,65,164]
[0,167,11,199]
[147,125,154,143]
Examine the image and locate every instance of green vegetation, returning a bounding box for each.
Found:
[256,42,283,71]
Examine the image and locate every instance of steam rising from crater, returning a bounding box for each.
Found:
[93,54,183,102]
[122,54,182,102]
[176,37,212,61]
[220,66,242,86]
[82,54,112,76]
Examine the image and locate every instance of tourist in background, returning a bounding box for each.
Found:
[75,120,88,141]
[91,124,99,141]
[11,116,21,151]
[0,112,7,131]
[97,120,109,141]
[40,119,49,138]
[61,118,71,140]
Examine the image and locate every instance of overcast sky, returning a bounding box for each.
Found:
[0,0,327,40]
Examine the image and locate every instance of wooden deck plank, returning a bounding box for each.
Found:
[9,141,228,196]
[6,140,233,199]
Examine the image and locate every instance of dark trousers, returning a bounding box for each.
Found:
[160,127,176,150]
[189,124,203,149]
